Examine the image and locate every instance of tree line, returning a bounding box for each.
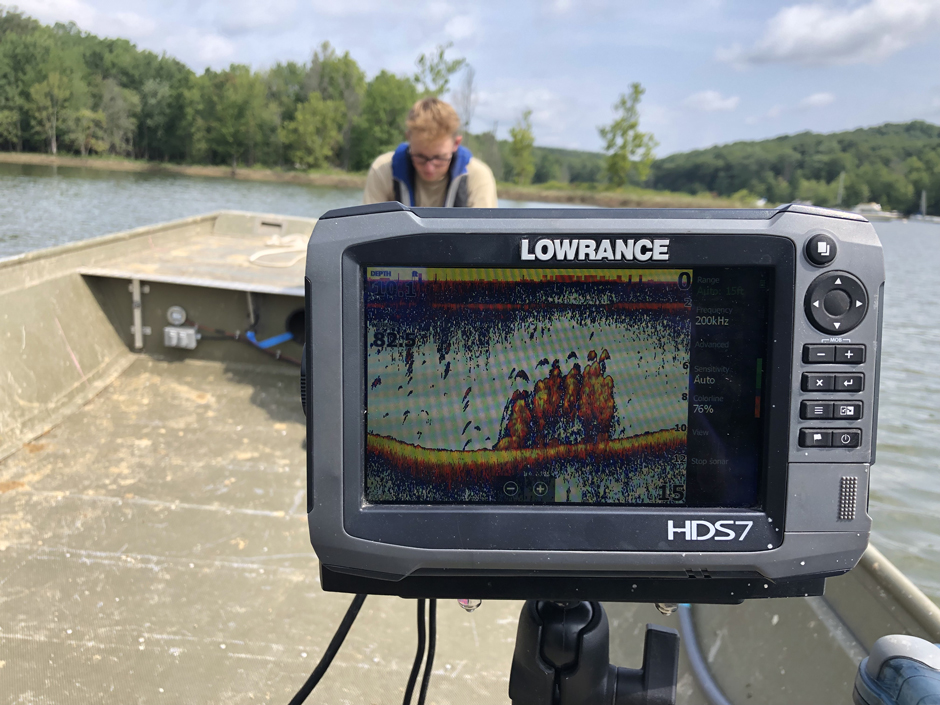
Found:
[0,8,665,188]
[0,8,424,171]
[650,121,940,214]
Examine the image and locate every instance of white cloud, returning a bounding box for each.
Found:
[718,0,940,67]
[196,34,237,63]
[425,1,455,21]
[16,0,155,38]
[444,14,478,40]
[308,0,387,17]
[111,11,155,36]
[161,28,237,67]
[799,92,835,108]
[682,90,739,112]
[203,0,297,34]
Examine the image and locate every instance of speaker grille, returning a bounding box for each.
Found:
[839,477,858,521]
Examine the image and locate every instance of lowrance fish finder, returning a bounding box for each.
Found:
[301,202,885,603]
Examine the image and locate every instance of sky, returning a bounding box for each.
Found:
[12,0,940,155]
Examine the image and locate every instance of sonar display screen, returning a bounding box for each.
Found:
[363,266,770,507]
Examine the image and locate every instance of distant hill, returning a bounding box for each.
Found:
[649,121,940,214]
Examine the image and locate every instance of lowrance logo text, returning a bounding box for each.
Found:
[520,238,670,262]
[667,519,753,541]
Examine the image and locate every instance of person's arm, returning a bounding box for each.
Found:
[362,153,395,204]
[465,158,499,208]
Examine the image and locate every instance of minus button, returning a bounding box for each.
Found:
[803,345,835,363]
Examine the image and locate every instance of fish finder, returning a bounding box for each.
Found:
[301,202,885,603]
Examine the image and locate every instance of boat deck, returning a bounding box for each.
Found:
[0,358,524,702]
[0,357,870,704]
[78,230,308,296]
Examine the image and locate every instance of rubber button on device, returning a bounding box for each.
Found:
[800,429,832,447]
[835,373,864,392]
[834,402,863,419]
[835,345,866,364]
[803,345,835,363]
[802,373,834,391]
[805,233,837,266]
[832,429,861,448]
[805,271,869,335]
[824,289,851,316]
[801,401,833,419]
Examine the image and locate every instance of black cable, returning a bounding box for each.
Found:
[402,599,427,705]
[288,593,367,705]
[417,599,437,705]
[186,320,301,366]
[677,604,735,705]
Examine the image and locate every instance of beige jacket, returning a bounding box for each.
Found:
[363,150,498,208]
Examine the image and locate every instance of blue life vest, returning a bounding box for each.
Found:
[391,142,473,207]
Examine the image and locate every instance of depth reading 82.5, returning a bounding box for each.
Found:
[371,329,416,349]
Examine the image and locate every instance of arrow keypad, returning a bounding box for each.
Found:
[805,271,869,334]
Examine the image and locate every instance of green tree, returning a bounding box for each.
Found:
[66,107,106,155]
[306,42,365,169]
[349,70,417,170]
[279,92,344,169]
[463,126,503,181]
[598,83,657,187]
[0,109,17,147]
[0,10,51,151]
[29,71,70,153]
[194,65,271,170]
[101,77,138,155]
[451,65,476,131]
[140,78,171,160]
[212,69,249,170]
[413,42,466,97]
[509,109,535,185]
[534,150,563,184]
[265,61,307,164]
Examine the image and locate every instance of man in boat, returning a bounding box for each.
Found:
[362,97,498,208]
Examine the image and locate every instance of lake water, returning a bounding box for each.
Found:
[1,163,938,602]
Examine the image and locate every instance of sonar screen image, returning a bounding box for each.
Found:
[364,267,691,505]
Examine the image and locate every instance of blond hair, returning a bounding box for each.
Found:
[406,98,461,141]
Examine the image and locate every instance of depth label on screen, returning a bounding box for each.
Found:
[520,238,670,262]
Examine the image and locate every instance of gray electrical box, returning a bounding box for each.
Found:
[163,326,198,350]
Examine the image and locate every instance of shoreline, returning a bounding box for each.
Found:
[0,151,747,209]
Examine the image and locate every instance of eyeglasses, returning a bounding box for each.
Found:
[411,152,454,166]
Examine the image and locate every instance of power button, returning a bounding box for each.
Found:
[806,234,837,267]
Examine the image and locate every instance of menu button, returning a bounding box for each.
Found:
[800,401,833,419]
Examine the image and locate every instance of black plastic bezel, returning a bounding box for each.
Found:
[339,233,795,553]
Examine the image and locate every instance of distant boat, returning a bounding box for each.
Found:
[852,202,902,221]
[910,190,940,223]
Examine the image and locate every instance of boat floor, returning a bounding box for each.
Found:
[0,357,868,704]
